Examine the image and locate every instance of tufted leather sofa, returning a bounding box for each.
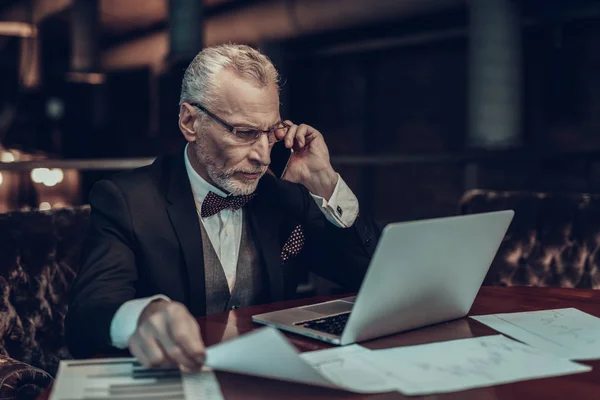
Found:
[0,206,90,399]
[460,189,600,289]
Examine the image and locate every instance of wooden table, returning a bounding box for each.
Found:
[40,287,600,399]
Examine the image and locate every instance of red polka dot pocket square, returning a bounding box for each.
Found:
[281,224,305,263]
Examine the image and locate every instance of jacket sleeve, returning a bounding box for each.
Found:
[65,180,139,358]
[299,182,382,292]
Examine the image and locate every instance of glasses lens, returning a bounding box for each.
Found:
[235,129,261,143]
[235,124,289,144]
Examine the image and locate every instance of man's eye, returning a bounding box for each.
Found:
[236,129,260,138]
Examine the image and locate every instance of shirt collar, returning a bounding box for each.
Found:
[184,143,227,205]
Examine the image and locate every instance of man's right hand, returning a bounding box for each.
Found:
[128,300,206,371]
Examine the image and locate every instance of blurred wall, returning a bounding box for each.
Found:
[2,2,600,221]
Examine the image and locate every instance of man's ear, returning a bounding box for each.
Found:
[179,103,197,142]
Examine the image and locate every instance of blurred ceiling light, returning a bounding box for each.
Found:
[44,168,63,187]
[66,71,106,84]
[0,22,37,38]
[31,168,48,184]
[39,202,51,211]
[46,97,65,120]
[54,202,65,208]
[0,172,3,186]
[31,168,64,186]
[0,151,15,162]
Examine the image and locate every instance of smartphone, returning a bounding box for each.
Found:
[270,140,293,179]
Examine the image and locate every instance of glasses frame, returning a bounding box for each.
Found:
[190,102,288,144]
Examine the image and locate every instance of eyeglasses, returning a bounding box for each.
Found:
[190,103,290,145]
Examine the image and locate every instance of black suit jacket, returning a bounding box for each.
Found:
[65,149,381,358]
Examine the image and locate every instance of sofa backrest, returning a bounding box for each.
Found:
[459,189,600,289]
[0,206,90,376]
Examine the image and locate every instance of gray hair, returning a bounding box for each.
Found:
[179,44,279,109]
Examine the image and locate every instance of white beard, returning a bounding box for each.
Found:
[193,137,265,196]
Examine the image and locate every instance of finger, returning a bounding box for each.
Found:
[168,305,206,361]
[294,124,309,149]
[130,333,172,369]
[129,336,150,368]
[284,122,298,149]
[166,311,206,369]
[179,364,194,374]
[154,323,199,371]
[142,308,197,371]
[143,335,175,369]
[276,120,293,141]
[155,305,205,370]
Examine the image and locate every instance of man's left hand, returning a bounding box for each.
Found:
[278,121,338,200]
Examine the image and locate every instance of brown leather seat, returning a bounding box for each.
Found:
[459,189,600,289]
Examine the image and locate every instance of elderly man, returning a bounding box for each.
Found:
[65,44,380,371]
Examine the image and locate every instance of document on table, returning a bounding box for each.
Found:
[51,327,591,398]
[205,327,405,393]
[204,327,590,395]
[204,327,355,391]
[50,358,224,400]
[472,308,600,360]
[363,334,590,395]
[299,344,399,393]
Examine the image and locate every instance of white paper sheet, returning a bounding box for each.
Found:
[471,308,600,360]
[205,327,590,395]
[182,368,225,400]
[52,327,591,398]
[50,358,224,400]
[204,327,339,390]
[363,334,591,396]
[299,344,398,393]
[205,329,402,394]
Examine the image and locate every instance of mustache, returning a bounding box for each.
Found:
[235,168,266,175]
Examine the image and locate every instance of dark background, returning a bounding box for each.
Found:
[1,0,600,224]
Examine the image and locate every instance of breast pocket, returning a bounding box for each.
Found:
[281,224,304,264]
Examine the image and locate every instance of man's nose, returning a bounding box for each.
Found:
[248,134,271,166]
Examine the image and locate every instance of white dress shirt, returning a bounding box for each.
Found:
[109,145,360,348]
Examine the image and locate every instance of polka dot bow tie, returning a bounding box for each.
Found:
[200,191,256,218]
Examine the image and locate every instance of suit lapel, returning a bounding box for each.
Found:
[247,177,285,301]
[165,151,206,316]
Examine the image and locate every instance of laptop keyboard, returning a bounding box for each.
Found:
[294,312,350,336]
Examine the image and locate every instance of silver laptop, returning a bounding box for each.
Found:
[252,210,514,345]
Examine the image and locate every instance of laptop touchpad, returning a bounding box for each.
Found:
[300,300,353,316]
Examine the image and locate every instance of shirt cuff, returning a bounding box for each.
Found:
[109,295,171,349]
[310,174,359,228]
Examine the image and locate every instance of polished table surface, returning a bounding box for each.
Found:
[40,287,600,399]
